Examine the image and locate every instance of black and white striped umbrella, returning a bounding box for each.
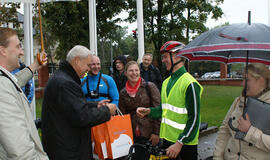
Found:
[177,23,270,65]
[0,0,79,2]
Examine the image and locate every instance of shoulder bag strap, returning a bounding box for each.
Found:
[0,70,22,92]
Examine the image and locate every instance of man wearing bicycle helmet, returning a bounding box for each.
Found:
[137,41,203,160]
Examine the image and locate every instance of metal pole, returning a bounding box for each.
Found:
[269,0,270,25]
[244,11,250,114]
[38,0,44,51]
[248,11,251,25]
[93,0,97,55]
[24,3,36,119]
[136,0,145,63]
[89,0,98,55]
[24,4,30,66]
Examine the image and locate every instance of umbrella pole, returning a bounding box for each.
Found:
[37,0,49,90]
[243,11,251,115]
[38,0,44,51]
[243,50,249,116]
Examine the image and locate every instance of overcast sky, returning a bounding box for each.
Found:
[125,0,270,33]
[18,0,270,33]
[206,0,269,28]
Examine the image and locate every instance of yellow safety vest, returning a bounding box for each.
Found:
[160,72,203,145]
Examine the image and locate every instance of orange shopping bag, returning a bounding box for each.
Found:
[105,109,134,159]
[91,123,108,160]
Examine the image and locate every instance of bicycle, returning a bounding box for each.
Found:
[125,122,213,160]
[126,141,169,160]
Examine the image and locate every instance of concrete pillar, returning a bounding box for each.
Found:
[136,0,145,63]
[220,63,227,79]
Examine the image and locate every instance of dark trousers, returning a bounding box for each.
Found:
[162,139,198,160]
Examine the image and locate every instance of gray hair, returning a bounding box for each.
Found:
[66,45,93,62]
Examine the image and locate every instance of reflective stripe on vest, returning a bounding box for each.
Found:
[162,103,187,114]
[161,117,186,130]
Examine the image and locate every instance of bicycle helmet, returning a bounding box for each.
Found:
[160,41,185,54]
[160,41,185,73]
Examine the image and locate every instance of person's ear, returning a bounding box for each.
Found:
[258,76,267,87]
[0,46,6,56]
[74,56,81,65]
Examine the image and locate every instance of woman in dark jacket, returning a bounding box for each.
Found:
[119,61,161,150]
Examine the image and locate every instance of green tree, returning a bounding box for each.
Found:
[98,26,131,63]
[189,61,220,76]
[32,5,59,63]
[125,0,224,72]
[97,26,137,74]
[0,3,22,36]
[41,0,128,60]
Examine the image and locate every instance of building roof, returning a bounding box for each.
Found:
[16,11,37,35]
[17,12,24,23]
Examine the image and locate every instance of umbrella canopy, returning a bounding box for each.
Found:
[176,23,270,65]
[176,21,270,138]
[0,0,35,2]
[0,0,78,3]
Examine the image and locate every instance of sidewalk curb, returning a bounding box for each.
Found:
[199,126,218,138]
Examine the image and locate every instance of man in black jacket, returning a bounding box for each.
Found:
[42,45,116,160]
[140,53,162,91]
[112,55,128,91]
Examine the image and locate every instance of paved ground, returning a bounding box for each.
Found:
[198,127,218,160]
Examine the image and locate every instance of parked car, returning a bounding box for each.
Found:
[201,72,212,79]
[228,71,242,78]
[211,71,220,78]
[201,71,220,79]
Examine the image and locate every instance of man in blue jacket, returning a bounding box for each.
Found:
[81,55,119,106]
[11,61,34,103]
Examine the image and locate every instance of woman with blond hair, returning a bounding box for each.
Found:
[214,63,270,160]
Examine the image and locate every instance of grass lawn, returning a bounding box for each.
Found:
[201,85,242,127]
[36,98,42,118]
[35,85,243,127]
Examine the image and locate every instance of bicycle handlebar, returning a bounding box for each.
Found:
[126,141,168,160]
